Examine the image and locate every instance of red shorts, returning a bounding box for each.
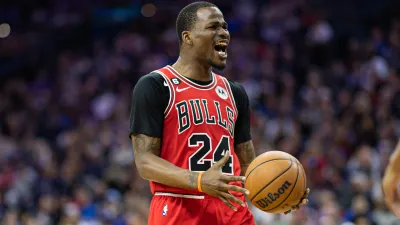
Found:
[148,192,255,225]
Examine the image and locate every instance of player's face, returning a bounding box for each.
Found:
[191,7,230,70]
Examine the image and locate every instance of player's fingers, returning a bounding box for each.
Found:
[300,198,309,205]
[390,201,400,218]
[218,196,237,211]
[213,152,230,168]
[304,188,311,197]
[395,210,400,218]
[284,209,291,215]
[222,175,246,183]
[393,204,400,218]
[220,192,246,207]
[220,183,249,195]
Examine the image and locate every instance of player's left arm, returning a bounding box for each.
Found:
[231,81,310,213]
[229,82,256,176]
[235,141,256,176]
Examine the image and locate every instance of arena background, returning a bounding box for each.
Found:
[1,0,400,224]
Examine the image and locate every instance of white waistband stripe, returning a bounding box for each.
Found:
[154,192,205,199]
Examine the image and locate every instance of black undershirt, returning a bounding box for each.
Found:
[129,72,251,145]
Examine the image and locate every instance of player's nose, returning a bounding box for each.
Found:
[218,28,230,40]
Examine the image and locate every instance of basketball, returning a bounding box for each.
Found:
[245,151,307,214]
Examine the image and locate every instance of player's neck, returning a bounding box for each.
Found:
[171,57,212,82]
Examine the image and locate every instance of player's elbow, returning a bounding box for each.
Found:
[134,157,153,180]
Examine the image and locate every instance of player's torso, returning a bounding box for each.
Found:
[151,66,240,195]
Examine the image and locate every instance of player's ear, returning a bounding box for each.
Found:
[182,31,193,45]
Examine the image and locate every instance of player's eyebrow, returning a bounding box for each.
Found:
[207,21,228,27]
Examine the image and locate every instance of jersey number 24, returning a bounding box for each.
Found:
[188,133,233,174]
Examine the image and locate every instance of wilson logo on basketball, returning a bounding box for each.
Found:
[256,181,292,208]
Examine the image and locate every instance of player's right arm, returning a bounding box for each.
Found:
[130,73,249,211]
[132,133,197,190]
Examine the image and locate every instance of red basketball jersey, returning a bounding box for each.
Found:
[150,65,242,196]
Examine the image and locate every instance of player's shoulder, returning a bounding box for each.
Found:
[133,70,169,97]
[224,78,248,98]
[214,73,245,92]
[136,71,165,87]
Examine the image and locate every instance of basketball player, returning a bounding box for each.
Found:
[130,2,309,224]
[382,140,400,217]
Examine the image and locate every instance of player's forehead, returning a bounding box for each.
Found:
[195,7,225,26]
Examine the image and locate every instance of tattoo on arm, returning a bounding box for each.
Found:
[132,134,161,158]
[132,134,199,190]
[235,141,256,175]
[187,171,199,189]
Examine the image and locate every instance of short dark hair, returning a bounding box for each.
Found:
[176,1,217,46]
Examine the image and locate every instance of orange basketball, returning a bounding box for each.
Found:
[244,151,307,214]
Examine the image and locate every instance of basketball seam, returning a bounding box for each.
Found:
[249,158,293,202]
[264,160,300,212]
[245,158,290,185]
[293,161,307,191]
[299,162,307,193]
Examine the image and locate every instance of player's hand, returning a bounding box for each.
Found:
[284,188,310,215]
[382,160,400,217]
[201,152,250,211]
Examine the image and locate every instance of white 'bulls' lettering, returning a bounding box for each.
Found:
[176,99,234,135]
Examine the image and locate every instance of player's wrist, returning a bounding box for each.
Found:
[197,172,204,192]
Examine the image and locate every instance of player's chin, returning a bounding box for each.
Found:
[209,58,227,71]
[214,62,227,70]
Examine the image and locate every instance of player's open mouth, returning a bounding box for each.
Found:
[214,41,228,59]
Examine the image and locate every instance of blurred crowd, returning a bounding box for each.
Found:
[1,0,400,224]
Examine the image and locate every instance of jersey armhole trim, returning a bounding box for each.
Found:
[154,70,176,117]
[221,77,238,115]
